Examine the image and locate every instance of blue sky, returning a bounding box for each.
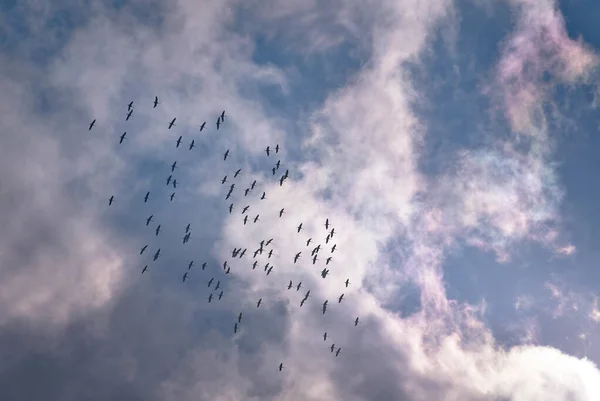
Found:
[2,0,600,400]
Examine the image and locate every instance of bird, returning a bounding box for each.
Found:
[326,257,333,265]
[338,294,344,303]
[185,223,191,233]
[322,300,328,314]
[155,224,161,236]
[208,293,213,303]
[239,248,247,258]
[354,317,359,326]
[140,245,148,255]
[296,282,302,291]
[127,101,134,110]
[335,348,341,357]
[223,149,230,160]
[144,191,150,203]
[208,278,214,287]
[331,244,337,253]
[145,215,154,226]
[199,121,206,131]
[153,96,159,108]
[243,215,248,225]
[234,168,241,178]
[214,280,221,291]
[168,117,176,129]
[173,179,177,189]
[279,208,285,217]
[153,248,161,261]
[345,278,350,288]
[202,262,207,270]
[166,175,172,186]
[141,265,148,274]
[176,136,182,148]
[171,161,178,172]
[216,118,221,130]
[254,215,260,223]
[287,280,293,290]
[275,160,281,169]
[88,119,96,130]
[238,312,243,323]
[265,238,274,246]
[257,298,262,308]
[268,249,273,258]
[126,109,133,121]
[323,332,327,341]
[294,252,301,263]
[279,175,285,186]
[279,363,283,372]
[297,223,303,233]
[330,228,335,237]
[234,323,238,333]
[189,140,195,150]
[325,219,330,230]
[242,205,250,214]
[244,188,250,196]
[222,175,227,184]
[300,298,306,307]
[266,146,270,156]
[312,255,318,265]
[188,261,194,270]
[252,261,258,270]
[321,268,329,278]
[330,344,336,353]
[109,195,115,205]
[326,234,331,244]
[251,180,257,190]
[170,192,175,201]
[306,238,312,246]
[266,266,273,275]
[220,110,225,122]
[225,266,231,275]
[275,144,279,153]
[260,192,266,200]
[182,272,188,282]
[119,132,127,144]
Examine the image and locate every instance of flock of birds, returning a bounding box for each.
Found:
[92,96,359,372]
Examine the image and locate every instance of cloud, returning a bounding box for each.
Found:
[2,0,600,400]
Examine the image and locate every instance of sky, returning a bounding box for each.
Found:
[2,0,600,399]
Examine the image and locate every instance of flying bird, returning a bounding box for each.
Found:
[268,249,273,258]
[239,248,247,258]
[287,280,293,290]
[225,266,231,275]
[326,234,331,244]
[260,192,266,200]
[234,168,241,178]
[330,228,335,237]
[242,205,250,214]
[272,167,276,176]
[172,179,177,188]
[166,175,172,186]
[168,117,176,129]
[279,208,285,217]
[202,262,207,270]
[244,188,250,196]
[127,101,134,111]
[323,332,327,341]
[300,298,306,307]
[345,278,350,288]
[325,219,330,230]
[294,252,301,263]
[252,261,258,269]
[266,146,270,156]
[251,180,257,190]
[182,272,188,282]
[119,132,127,144]
[279,363,283,372]
[88,119,96,130]
[153,248,161,261]
[145,215,153,226]
[208,293,213,303]
[338,294,344,303]
[214,280,221,291]
[208,278,214,287]
[199,121,206,131]
[326,257,332,265]
[155,225,161,236]
[238,312,243,323]
[296,282,302,291]
[297,223,303,233]
[275,144,279,153]
[306,238,312,246]
[330,344,336,353]
[243,215,248,225]
[186,223,191,233]
[265,238,273,246]
[312,255,318,265]
[335,348,341,357]
[322,300,328,314]
[140,245,148,255]
[257,298,262,308]
[171,161,178,172]
[234,323,238,333]
[331,244,337,253]
[216,118,221,130]
[188,261,194,270]
[109,195,115,205]
[321,268,329,278]
[176,136,182,148]
[170,192,175,201]
[279,175,285,186]
[141,265,148,274]
[275,160,281,169]
[266,266,273,275]
[220,110,225,122]
[188,140,195,150]
[222,175,227,184]
[153,96,159,108]
[126,109,133,121]
[229,203,234,213]
[354,317,359,326]
[254,214,260,223]
[223,149,230,160]
[144,191,150,203]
